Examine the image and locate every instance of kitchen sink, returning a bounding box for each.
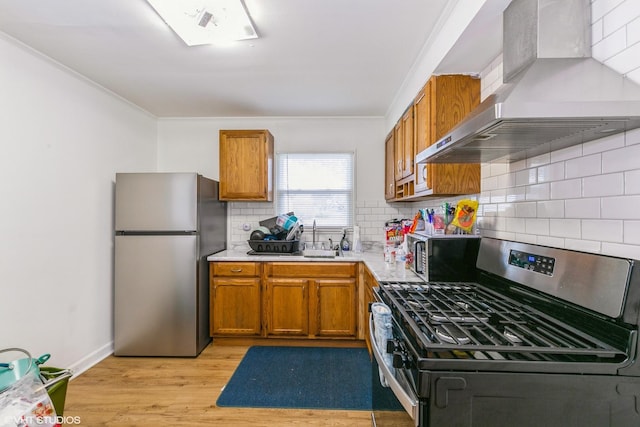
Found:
[302,249,336,258]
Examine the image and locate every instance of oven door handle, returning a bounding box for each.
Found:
[369,314,419,423]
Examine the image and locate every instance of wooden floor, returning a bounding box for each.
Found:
[64,342,373,426]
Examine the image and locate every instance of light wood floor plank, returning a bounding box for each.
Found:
[64,343,372,426]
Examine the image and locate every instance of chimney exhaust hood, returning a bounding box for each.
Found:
[416,0,640,164]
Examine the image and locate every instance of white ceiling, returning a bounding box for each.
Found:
[0,0,506,118]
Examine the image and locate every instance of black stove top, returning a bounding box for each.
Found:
[376,280,635,374]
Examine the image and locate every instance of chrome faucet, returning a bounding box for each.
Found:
[312,220,317,249]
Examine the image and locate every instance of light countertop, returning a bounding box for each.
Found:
[207,248,423,283]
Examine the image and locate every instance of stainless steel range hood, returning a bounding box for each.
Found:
[416,0,640,164]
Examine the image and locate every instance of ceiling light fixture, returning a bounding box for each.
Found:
[146,0,258,46]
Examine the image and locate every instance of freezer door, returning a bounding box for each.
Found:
[115,173,198,232]
[114,235,200,356]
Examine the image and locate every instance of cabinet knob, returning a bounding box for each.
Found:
[230,268,243,273]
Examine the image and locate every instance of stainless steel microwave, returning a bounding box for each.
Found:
[406,232,481,282]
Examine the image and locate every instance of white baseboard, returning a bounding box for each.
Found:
[67,341,113,380]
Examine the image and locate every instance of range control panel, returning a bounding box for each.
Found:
[509,250,555,276]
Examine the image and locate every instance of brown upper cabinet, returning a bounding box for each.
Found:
[219,129,274,201]
[401,105,415,179]
[386,74,481,201]
[384,131,396,201]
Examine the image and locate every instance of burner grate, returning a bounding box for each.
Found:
[378,282,629,363]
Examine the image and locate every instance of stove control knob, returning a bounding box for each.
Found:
[386,339,399,354]
[392,351,410,369]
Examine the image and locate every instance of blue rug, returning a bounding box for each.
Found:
[216,346,372,410]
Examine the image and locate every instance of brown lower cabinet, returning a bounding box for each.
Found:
[210,261,358,340]
[210,262,261,336]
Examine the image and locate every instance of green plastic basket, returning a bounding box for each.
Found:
[39,366,72,416]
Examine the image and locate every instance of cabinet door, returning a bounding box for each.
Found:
[219,129,274,201]
[401,105,415,179]
[427,76,481,194]
[384,131,395,200]
[413,81,433,193]
[394,121,403,181]
[211,278,261,336]
[312,278,357,338]
[265,278,309,336]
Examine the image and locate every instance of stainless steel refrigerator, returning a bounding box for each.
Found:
[114,172,227,356]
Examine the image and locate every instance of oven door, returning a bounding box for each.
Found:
[369,313,418,426]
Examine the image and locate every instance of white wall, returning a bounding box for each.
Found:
[0,34,157,372]
[385,0,488,132]
[157,117,393,246]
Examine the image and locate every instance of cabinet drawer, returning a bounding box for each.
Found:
[266,262,357,278]
[211,262,260,277]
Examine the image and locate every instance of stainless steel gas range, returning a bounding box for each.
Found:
[370,237,640,427]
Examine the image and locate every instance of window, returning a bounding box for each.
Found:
[276,152,354,229]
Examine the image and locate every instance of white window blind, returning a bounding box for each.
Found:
[276,152,354,229]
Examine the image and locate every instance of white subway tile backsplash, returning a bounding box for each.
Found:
[592,17,604,44]
[478,191,492,205]
[537,200,565,218]
[516,233,538,244]
[506,186,527,202]
[526,183,550,201]
[482,203,498,217]
[565,153,602,178]
[625,169,640,194]
[602,195,640,218]
[550,218,581,238]
[624,220,640,244]
[482,175,498,191]
[583,132,625,155]
[627,127,640,146]
[478,216,498,232]
[497,202,515,217]
[565,198,601,218]
[601,242,640,259]
[592,0,625,22]
[489,162,509,176]
[515,202,537,218]
[564,238,602,253]
[537,162,565,183]
[493,217,507,231]
[515,168,537,186]
[593,26,627,61]
[604,0,640,35]
[628,67,640,89]
[537,236,566,248]
[490,189,507,204]
[526,153,550,168]
[583,173,624,197]
[550,144,582,162]
[582,219,624,242]
[629,15,640,45]
[506,217,525,232]
[605,40,640,75]
[508,159,527,172]
[602,143,640,172]
[551,179,582,199]
[497,172,516,189]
